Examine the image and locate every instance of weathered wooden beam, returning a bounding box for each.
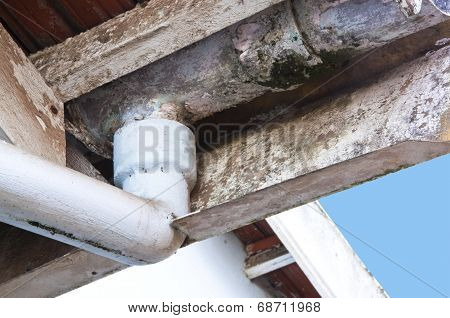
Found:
[268,202,386,297]
[0,24,65,165]
[0,249,125,298]
[63,1,448,159]
[30,0,284,102]
[66,144,108,183]
[1,46,448,298]
[263,263,320,298]
[194,20,450,146]
[173,45,450,241]
[244,245,295,280]
[245,235,281,256]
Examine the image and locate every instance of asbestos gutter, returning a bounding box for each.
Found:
[66,0,449,158]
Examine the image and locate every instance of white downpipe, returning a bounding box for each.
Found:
[113,119,197,218]
[0,119,196,265]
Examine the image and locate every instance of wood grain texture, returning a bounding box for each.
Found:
[61,1,449,159]
[0,249,125,297]
[244,245,295,279]
[194,20,450,147]
[66,144,108,183]
[0,223,74,287]
[0,24,65,165]
[30,0,284,102]
[245,236,281,256]
[1,45,448,298]
[266,263,320,298]
[174,46,450,241]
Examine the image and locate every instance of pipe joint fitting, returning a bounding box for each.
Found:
[114,119,197,218]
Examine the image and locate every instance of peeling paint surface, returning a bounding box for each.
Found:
[30,0,285,102]
[0,25,65,165]
[66,0,448,158]
[173,46,450,241]
[294,0,445,52]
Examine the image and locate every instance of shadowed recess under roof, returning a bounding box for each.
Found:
[0,0,140,54]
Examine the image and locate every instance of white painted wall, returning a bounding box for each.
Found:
[268,202,387,298]
[62,233,268,298]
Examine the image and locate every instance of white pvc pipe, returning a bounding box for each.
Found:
[0,140,186,265]
[113,119,197,218]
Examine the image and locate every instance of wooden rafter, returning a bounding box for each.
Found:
[0,25,65,165]
[173,46,450,241]
[0,46,447,297]
[30,0,284,102]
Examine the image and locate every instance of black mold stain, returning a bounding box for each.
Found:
[26,220,127,258]
[258,48,356,89]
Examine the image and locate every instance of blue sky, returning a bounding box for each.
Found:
[320,154,450,298]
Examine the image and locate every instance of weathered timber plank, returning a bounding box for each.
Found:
[66,144,108,183]
[30,0,284,102]
[2,46,448,298]
[245,235,281,256]
[0,223,74,288]
[195,20,450,144]
[0,250,125,297]
[173,46,450,241]
[244,245,295,280]
[63,1,449,159]
[0,24,65,165]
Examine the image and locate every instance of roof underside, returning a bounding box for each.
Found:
[0,0,315,298]
[0,0,139,54]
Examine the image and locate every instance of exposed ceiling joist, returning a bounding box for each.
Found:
[0,249,125,298]
[1,45,448,298]
[0,24,65,165]
[173,46,450,241]
[29,0,284,102]
[244,245,295,280]
[60,1,448,159]
[245,235,281,256]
